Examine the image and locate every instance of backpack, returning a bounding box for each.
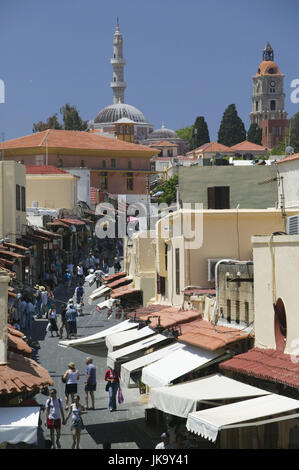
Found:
[65,272,71,281]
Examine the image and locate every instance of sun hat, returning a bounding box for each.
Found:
[68,362,75,369]
[68,298,74,303]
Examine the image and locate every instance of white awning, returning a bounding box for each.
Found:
[186,394,299,443]
[58,320,138,349]
[106,326,156,352]
[107,334,169,369]
[149,373,271,418]
[121,342,186,388]
[0,407,40,445]
[141,345,223,388]
[88,285,111,304]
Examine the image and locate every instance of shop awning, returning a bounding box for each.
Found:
[111,288,141,299]
[0,407,41,445]
[141,345,224,388]
[107,334,170,369]
[58,319,138,355]
[59,218,85,226]
[88,285,111,304]
[106,326,156,352]
[186,394,299,443]
[121,342,186,388]
[149,373,271,418]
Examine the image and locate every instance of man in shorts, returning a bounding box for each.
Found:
[44,388,66,449]
[84,357,96,410]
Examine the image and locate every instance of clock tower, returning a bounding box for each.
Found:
[250,43,289,149]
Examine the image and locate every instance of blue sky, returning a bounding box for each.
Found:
[1,0,299,142]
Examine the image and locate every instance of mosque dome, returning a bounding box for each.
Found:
[94,103,149,124]
[149,124,178,140]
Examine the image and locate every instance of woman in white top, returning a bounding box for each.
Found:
[63,362,80,410]
[65,394,87,449]
[48,303,59,337]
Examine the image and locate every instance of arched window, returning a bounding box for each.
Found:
[274,298,287,352]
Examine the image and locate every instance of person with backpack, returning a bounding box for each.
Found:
[44,388,66,449]
[75,283,84,305]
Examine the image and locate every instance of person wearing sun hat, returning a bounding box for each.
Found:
[63,362,80,410]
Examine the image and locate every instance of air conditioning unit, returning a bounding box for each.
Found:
[207,258,223,282]
[286,215,299,235]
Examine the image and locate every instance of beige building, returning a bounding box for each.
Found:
[124,230,156,306]
[155,208,299,307]
[0,161,27,243]
[26,165,78,210]
[0,272,9,365]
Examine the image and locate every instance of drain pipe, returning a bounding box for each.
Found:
[211,258,252,324]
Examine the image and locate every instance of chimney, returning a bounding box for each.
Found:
[0,272,10,365]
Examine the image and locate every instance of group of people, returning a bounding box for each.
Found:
[44,358,120,449]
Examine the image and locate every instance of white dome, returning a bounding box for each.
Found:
[94,103,148,124]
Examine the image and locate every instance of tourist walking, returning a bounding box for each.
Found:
[84,357,96,410]
[75,283,84,305]
[114,256,121,273]
[34,285,42,318]
[65,395,87,449]
[59,304,68,339]
[104,366,120,412]
[40,286,48,318]
[64,269,71,291]
[20,296,27,330]
[66,299,77,339]
[94,265,106,288]
[48,303,59,337]
[155,432,172,449]
[25,298,35,330]
[76,262,84,283]
[63,362,80,410]
[44,388,66,449]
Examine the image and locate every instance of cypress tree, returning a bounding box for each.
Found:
[247,123,262,145]
[218,104,246,147]
[190,116,210,150]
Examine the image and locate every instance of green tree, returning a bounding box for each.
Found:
[154,175,179,205]
[60,103,88,131]
[218,104,246,147]
[289,112,299,153]
[270,137,289,155]
[32,103,88,133]
[176,125,194,143]
[190,116,210,150]
[247,123,262,145]
[32,113,63,133]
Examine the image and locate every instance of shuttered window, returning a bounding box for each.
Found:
[208,186,230,209]
[175,248,180,295]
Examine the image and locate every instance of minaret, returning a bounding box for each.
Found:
[110,18,126,104]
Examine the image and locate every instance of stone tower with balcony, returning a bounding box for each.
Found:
[250,43,289,149]
[110,18,127,104]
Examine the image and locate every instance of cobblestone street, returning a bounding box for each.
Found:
[30,276,164,450]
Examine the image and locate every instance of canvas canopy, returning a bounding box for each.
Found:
[121,342,186,388]
[0,407,40,445]
[186,394,299,442]
[58,319,138,351]
[149,373,271,418]
[88,285,111,304]
[141,345,223,388]
[106,326,156,352]
[107,334,169,369]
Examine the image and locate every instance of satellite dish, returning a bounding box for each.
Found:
[286,146,294,155]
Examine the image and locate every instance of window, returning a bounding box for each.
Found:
[165,243,168,271]
[157,274,165,296]
[102,160,106,169]
[16,184,21,211]
[270,100,276,111]
[100,172,108,190]
[128,161,132,169]
[167,149,173,157]
[256,101,259,111]
[111,159,116,168]
[270,88,275,93]
[21,186,26,212]
[126,172,134,191]
[175,248,180,295]
[245,301,249,325]
[227,299,231,323]
[274,127,280,136]
[80,160,85,167]
[208,186,230,209]
[236,300,240,324]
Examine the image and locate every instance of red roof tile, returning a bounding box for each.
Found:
[0,352,54,395]
[127,304,172,320]
[276,153,299,164]
[189,142,233,154]
[110,287,141,299]
[104,272,127,282]
[230,140,267,152]
[107,277,132,289]
[177,318,252,351]
[183,287,216,296]
[219,347,299,389]
[139,307,201,329]
[8,333,32,357]
[3,129,157,154]
[58,218,85,226]
[26,165,71,175]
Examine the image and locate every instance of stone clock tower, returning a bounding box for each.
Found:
[250,43,289,149]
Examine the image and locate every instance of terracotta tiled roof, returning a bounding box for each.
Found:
[104,272,127,282]
[191,142,233,153]
[276,153,299,164]
[127,304,172,320]
[58,218,85,226]
[8,333,32,357]
[7,326,25,338]
[106,277,132,289]
[219,347,299,389]
[139,307,201,329]
[177,318,252,351]
[0,352,54,395]
[26,165,72,175]
[110,287,141,299]
[183,287,216,296]
[2,129,156,154]
[230,140,267,152]
[0,250,26,259]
